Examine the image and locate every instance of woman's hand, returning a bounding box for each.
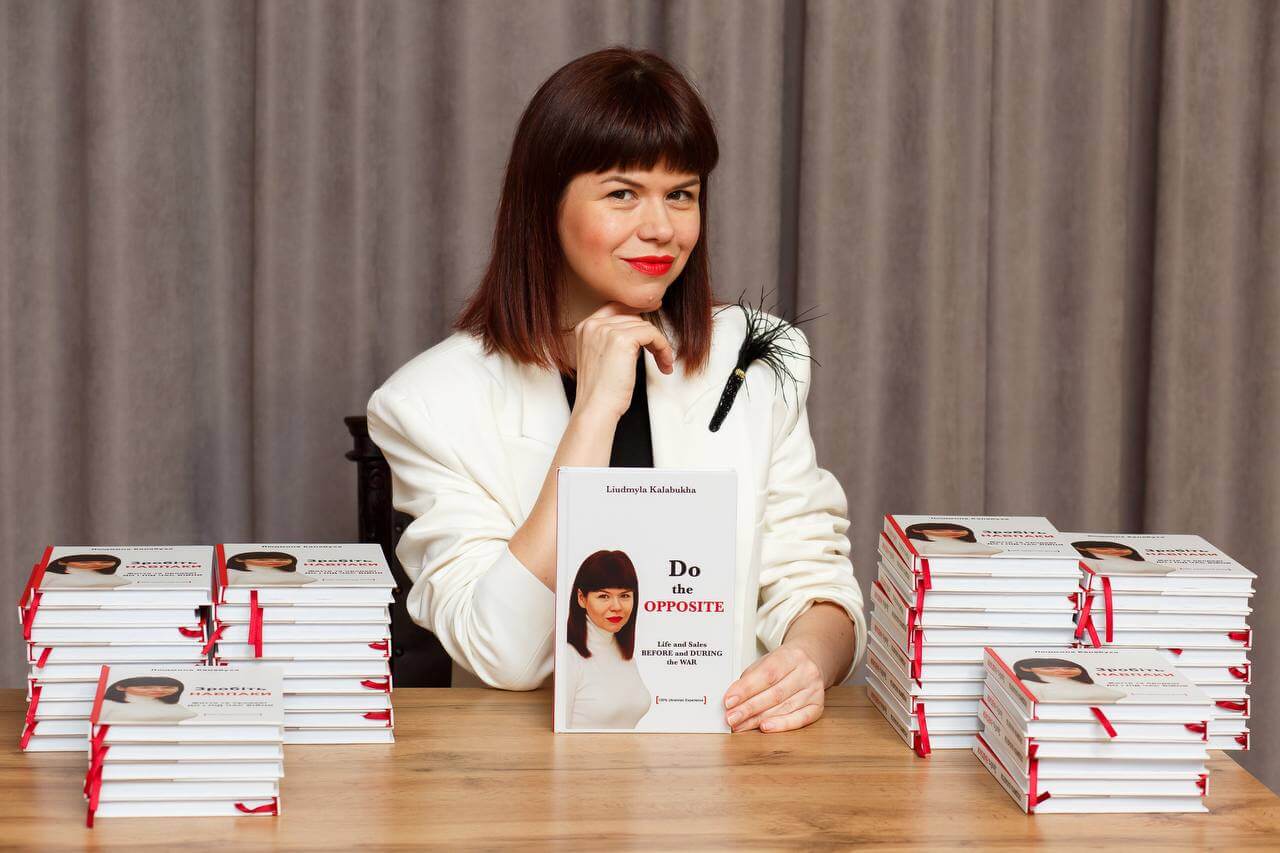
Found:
[722,642,827,734]
[571,301,675,421]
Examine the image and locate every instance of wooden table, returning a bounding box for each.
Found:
[3,687,1278,850]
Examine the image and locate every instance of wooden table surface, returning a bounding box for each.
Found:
[3,686,1278,850]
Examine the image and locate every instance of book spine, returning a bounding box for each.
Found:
[975,733,1031,813]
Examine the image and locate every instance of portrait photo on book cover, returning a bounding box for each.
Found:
[905,522,1004,558]
[226,550,318,586]
[561,549,653,730]
[40,553,131,588]
[99,675,199,722]
[1012,657,1128,704]
[1070,539,1176,575]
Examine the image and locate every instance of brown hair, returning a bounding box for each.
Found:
[566,550,640,660]
[453,46,721,376]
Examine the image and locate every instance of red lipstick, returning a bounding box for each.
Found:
[624,255,674,276]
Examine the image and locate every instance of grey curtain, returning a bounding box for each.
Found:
[3,0,1276,790]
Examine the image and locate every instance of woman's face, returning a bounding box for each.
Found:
[556,160,701,320]
[577,587,635,634]
[123,684,179,699]
[1084,546,1135,559]
[65,559,116,572]
[244,557,292,570]
[922,528,968,541]
[1027,664,1084,680]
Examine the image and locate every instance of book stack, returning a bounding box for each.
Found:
[18,546,213,752]
[867,516,1083,756]
[1065,533,1255,751]
[211,544,396,744]
[84,663,284,824]
[975,647,1214,813]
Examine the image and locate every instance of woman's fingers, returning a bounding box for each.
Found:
[756,700,824,734]
[731,684,821,734]
[725,665,808,731]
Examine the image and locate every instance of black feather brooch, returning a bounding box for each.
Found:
[707,286,824,432]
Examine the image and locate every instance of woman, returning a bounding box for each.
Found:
[366,47,864,734]
[226,551,318,587]
[41,554,131,589]
[904,522,1003,558]
[560,550,651,730]
[1012,658,1127,704]
[99,676,198,723]
[1071,540,1175,576]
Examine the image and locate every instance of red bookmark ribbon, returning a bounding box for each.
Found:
[1090,706,1117,738]
[248,590,264,658]
[235,799,279,815]
[914,705,931,758]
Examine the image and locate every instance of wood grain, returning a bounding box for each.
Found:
[2,687,1276,850]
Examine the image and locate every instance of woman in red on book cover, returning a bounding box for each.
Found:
[904,523,1003,558]
[366,46,866,734]
[561,550,652,730]
[41,553,130,588]
[226,551,318,586]
[1012,658,1127,704]
[1071,540,1176,576]
[99,676,198,722]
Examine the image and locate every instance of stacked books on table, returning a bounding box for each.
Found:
[211,544,396,744]
[975,647,1213,813]
[867,515,1083,756]
[18,547,213,752]
[1066,533,1255,751]
[85,663,284,824]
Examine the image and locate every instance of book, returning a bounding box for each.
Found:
[85,663,285,825]
[18,547,215,753]
[976,647,1213,814]
[211,544,396,745]
[554,467,737,733]
[1063,532,1255,750]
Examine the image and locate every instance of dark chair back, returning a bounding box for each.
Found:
[345,416,452,687]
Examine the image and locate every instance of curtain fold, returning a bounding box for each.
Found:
[2,0,1276,789]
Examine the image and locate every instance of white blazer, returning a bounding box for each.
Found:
[365,306,866,691]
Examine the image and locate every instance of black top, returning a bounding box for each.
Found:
[560,352,655,468]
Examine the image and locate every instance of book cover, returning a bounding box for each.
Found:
[883,516,1081,574]
[21,546,213,604]
[214,544,395,602]
[554,467,736,733]
[1063,532,1257,581]
[983,647,1214,717]
[89,664,284,727]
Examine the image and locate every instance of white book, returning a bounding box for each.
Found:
[1084,591,1252,614]
[983,647,1214,721]
[882,515,1082,575]
[29,608,204,627]
[553,467,737,734]
[1064,532,1256,594]
[90,664,284,740]
[28,644,207,664]
[28,625,207,645]
[216,641,391,660]
[283,693,392,712]
[979,700,1209,762]
[90,798,279,819]
[101,761,283,781]
[19,546,214,610]
[218,623,389,644]
[1160,648,1249,667]
[284,728,395,745]
[975,734,1207,814]
[97,779,280,802]
[215,544,395,603]
[216,604,390,624]
[283,710,394,729]
[1092,629,1251,648]
[99,742,283,762]
[980,697,1208,743]
[872,578,1074,628]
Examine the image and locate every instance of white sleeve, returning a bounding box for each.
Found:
[365,387,555,691]
[753,327,867,685]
